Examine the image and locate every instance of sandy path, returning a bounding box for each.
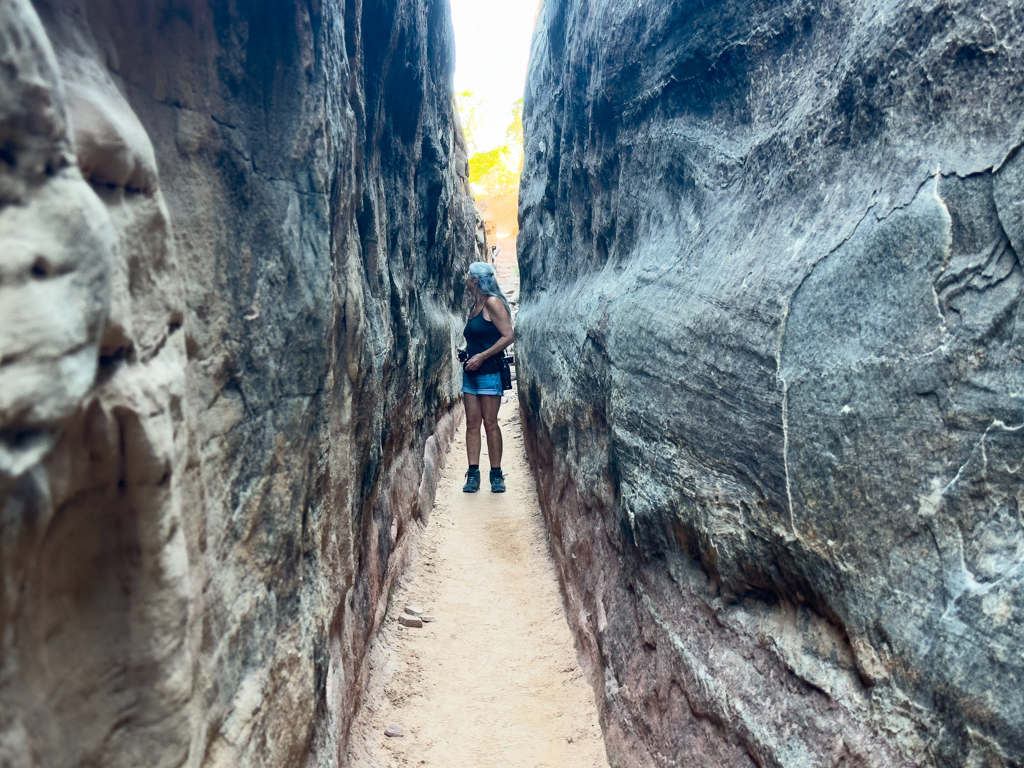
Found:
[347,399,609,768]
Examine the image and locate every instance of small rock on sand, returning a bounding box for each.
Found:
[384,724,405,738]
[399,615,424,628]
[404,605,424,616]
[421,615,435,622]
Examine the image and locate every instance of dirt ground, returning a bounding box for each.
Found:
[493,233,519,285]
[346,398,609,768]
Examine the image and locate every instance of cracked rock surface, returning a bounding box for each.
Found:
[518,1,1024,766]
[0,1,481,765]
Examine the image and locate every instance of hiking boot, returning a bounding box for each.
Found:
[463,466,481,493]
[489,468,506,493]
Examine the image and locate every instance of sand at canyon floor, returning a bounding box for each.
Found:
[348,399,609,768]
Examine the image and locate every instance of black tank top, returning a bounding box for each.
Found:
[464,308,504,374]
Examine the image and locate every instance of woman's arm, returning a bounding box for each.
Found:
[464,297,515,371]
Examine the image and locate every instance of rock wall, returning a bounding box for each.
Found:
[518,1,1024,766]
[0,1,481,765]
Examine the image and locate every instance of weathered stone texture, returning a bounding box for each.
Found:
[0,0,479,765]
[518,1,1024,766]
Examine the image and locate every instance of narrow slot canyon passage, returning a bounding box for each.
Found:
[343,6,609,759]
[348,263,609,767]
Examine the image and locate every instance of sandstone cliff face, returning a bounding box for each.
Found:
[518,1,1024,766]
[0,1,479,765]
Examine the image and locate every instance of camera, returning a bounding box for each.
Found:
[457,349,469,364]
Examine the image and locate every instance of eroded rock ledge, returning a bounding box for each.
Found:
[0,1,481,765]
[518,1,1024,766]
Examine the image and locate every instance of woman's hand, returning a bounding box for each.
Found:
[465,354,485,371]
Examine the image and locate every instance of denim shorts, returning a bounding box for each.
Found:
[462,370,503,396]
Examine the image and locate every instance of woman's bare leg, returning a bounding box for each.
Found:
[481,395,502,468]
[464,394,482,465]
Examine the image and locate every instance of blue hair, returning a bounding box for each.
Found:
[469,262,512,319]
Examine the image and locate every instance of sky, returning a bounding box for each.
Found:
[448,0,540,152]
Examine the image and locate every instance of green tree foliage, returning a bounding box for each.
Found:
[456,96,524,244]
[469,146,520,194]
[456,89,485,154]
[466,100,523,198]
[505,98,523,145]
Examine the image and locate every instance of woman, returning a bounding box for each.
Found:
[460,261,515,493]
